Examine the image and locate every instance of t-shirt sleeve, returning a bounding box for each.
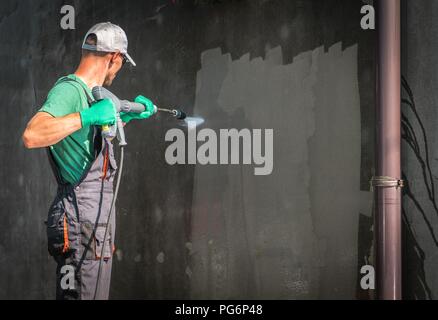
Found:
[38,82,82,117]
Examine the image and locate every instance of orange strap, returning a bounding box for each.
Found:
[95,245,101,260]
[62,215,69,253]
[102,146,109,180]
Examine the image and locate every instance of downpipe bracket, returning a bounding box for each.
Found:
[369,176,404,192]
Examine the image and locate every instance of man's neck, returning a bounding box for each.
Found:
[74,58,107,89]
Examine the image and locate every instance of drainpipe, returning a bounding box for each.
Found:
[372,0,402,300]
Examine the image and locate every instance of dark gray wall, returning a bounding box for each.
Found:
[402,0,438,300]
[0,0,375,299]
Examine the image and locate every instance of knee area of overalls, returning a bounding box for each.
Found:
[80,221,114,261]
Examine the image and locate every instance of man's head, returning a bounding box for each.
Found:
[80,22,135,86]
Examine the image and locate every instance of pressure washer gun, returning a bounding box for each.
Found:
[92,86,187,146]
[91,86,152,146]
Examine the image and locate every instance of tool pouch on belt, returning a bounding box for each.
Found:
[46,199,74,257]
[81,222,113,260]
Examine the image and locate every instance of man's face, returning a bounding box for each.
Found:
[103,52,126,86]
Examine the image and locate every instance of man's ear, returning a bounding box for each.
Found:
[107,52,117,68]
[111,52,122,63]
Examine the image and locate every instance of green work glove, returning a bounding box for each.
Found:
[80,99,116,127]
[120,95,157,124]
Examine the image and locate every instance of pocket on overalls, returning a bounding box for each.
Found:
[81,222,112,260]
[95,225,113,260]
[46,201,71,257]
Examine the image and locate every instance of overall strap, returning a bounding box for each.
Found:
[46,147,68,186]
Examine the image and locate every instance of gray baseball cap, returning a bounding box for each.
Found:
[82,22,136,66]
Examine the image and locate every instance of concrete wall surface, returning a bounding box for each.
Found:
[0,0,375,299]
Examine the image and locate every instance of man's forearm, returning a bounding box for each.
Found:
[23,112,83,149]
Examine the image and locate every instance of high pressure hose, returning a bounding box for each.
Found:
[93,145,125,300]
[92,105,186,299]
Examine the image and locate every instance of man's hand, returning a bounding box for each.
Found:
[80,99,116,127]
[120,95,157,124]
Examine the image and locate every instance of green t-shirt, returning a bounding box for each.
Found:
[38,74,95,185]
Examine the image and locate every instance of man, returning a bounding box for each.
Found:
[22,22,156,300]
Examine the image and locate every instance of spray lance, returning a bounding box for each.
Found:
[90,86,186,299]
[92,86,187,145]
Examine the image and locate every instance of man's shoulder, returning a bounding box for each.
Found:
[48,75,86,101]
[52,75,83,91]
[40,75,88,116]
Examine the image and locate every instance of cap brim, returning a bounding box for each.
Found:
[125,53,136,67]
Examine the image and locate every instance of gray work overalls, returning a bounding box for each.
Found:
[45,78,117,300]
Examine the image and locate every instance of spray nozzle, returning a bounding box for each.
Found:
[172,109,187,120]
[157,107,187,120]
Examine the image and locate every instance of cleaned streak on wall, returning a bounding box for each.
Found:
[188,43,368,299]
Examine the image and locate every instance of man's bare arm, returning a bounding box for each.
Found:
[22,112,83,149]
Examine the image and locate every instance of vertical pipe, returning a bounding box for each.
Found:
[376,0,402,300]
